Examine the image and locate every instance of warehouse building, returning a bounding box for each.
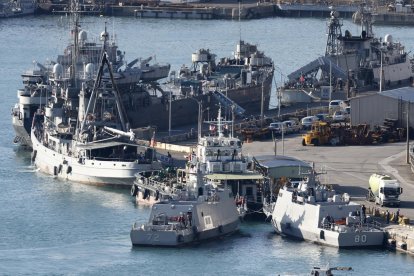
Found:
[253,155,313,183]
[350,87,414,129]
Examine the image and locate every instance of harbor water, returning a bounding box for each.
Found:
[1,15,414,274]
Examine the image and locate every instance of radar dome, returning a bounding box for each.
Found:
[78,30,87,42]
[85,63,95,75]
[384,34,393,44]
[100,30,109,41]
[53,63,63,78]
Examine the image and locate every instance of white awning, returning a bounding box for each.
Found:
[205,173,263,181]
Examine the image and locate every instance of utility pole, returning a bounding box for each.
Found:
[272,131,277,156]
[168,91,172,136]
[379,50,383,93]
[407,101,410,164]
[261,81,264,127]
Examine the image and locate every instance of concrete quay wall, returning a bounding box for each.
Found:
[373,12,414,25]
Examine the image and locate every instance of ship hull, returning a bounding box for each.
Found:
[12,69,272,147]
[126,73,273,130]
[130,191,240,247]
[31,134,159,187]
[271,188,385,248]
[130,219,239,247]
[272,220,384,248]
[12,115,32,147]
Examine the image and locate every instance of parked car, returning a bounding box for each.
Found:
[301,116,319,130]
[283,120,301,133]
[315,113,330,122]
[268,122,288,135]
[332,110,349,121]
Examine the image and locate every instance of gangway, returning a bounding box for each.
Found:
[212,90,245,116]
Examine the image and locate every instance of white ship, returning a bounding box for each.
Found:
[131,107,266,217]
[271,172,385,248]
[31,52,161,186]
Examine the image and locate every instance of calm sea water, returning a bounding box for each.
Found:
[1,15,414,275]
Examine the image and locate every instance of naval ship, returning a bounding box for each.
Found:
[279,7,414,105]
[130,168,240,247]
[131,107,267,218]
[0,0,36,18]
[31,51,162,186]
[12,0,274,148]
[11,0,170,148]
[271,171,385,248]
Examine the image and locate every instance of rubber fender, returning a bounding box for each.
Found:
[31,150,37,162]
[177,234,184,243]
[131,185,138,197]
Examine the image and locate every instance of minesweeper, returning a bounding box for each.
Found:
[130,172,240,247]
[271,172,385,248]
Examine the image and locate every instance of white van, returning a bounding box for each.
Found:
[329,100,347,113]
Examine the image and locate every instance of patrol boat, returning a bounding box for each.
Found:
[31,52,161,186]
[130,172,240,247]
[271,172,385,248]
[131,107,265,217]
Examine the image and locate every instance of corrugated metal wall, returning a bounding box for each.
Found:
[267,166,312,179]
[350,94,414,129]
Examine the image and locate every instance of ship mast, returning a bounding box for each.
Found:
[70,0,80,88]
[79,52,129,136]
[359,2,373,38]
[325,10,342,57]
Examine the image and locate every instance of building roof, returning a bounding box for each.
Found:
[254,155,312,169]
[379,87,414,102]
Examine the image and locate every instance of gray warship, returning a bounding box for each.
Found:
[279,7,414,105]
[271,171,385,248]
[130,171,240,247]
[0,0,35,18]
[11,0,170,148]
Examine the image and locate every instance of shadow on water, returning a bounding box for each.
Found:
[130,229,251,253]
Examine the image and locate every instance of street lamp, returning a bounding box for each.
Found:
[261,81,264,128]
[372,46,385,92]
[406,101,410,164]
[168,90,172,136]
[379,49,383,93]
[189,97,202,140]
